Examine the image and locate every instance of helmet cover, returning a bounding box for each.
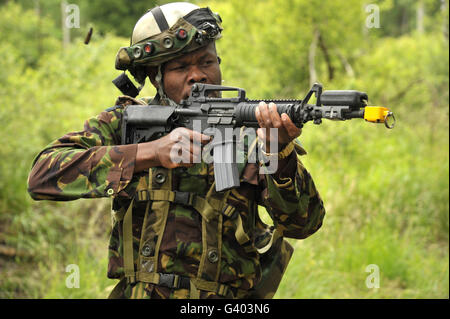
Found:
[115,2,223,85]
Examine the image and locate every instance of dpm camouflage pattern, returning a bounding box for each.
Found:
[28,95,326,299]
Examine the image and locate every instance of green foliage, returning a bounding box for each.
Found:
[0,1,60,68]
[371,0,449,37]
[4,0,204,38]
[0,0,448,299]
[76,0,163,37]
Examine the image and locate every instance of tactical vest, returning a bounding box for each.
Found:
[109,96,294,299]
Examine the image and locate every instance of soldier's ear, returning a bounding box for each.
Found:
[146,66,159,89]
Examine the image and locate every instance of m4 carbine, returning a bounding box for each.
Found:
[121,83,395,192]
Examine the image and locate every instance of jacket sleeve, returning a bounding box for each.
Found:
[257,141,326,239]
[27,106,137,201]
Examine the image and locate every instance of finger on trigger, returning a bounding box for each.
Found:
[192,130,210,145]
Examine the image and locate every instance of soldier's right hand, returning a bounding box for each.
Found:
[134,127,211,172]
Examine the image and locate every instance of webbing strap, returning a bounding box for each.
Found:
[133,271,247,298]
[193,277,227,295]
[123,198,136,283]
[135,272,169,286]
[191,196,215,222]
[196,184,228,287]
[150,6,170,32]
[137,189,176,202]
[193,278,248,298]
[124,173,254,298]
[190,280,200,299]
[136,189,236,222]
[134,272,205,292]
[150,170,172,275]
[235,213,251,245]
[256,228,282,254]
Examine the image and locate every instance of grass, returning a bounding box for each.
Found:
[1,199,117,299]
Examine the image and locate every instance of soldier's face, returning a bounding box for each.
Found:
[161,42,222,103]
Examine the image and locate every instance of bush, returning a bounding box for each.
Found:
[0,1,448,299]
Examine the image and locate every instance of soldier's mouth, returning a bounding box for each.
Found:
[182,93,189,102]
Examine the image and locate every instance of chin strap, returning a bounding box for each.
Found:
[155,65,179,106]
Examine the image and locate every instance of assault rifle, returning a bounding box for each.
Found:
[121,83,395,192]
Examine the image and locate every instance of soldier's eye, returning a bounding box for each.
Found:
[201,60,215,67]
[169,64,186,71]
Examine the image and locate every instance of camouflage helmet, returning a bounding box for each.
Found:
[115,2,223,86]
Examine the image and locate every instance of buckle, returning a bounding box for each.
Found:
[221,204,237,219]
[158,273,178,289]
[136,190,150,203]
[157,273,191,290]
[173,191,193,206]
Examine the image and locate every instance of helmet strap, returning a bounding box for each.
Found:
[155,65,178,106]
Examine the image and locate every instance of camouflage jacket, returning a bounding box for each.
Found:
[27,95,326,299]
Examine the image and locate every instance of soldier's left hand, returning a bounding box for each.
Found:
[255,101,302,153]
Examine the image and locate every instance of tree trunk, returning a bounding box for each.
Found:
[61,0,70,50]
[417,0,425,34]
[442,0,449,40]
[35,0,42,56]
[400,7,409,35]
[336,50,355,78]
[318,32,335,81]
[308,29,320,87]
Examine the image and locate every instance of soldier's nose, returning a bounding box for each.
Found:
[187,67,207,84]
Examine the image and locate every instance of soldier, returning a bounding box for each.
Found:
[27,2,325,299]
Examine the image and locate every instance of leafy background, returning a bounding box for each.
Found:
[0,0,448,298]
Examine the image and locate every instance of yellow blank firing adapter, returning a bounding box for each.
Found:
[364,106,396,129]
